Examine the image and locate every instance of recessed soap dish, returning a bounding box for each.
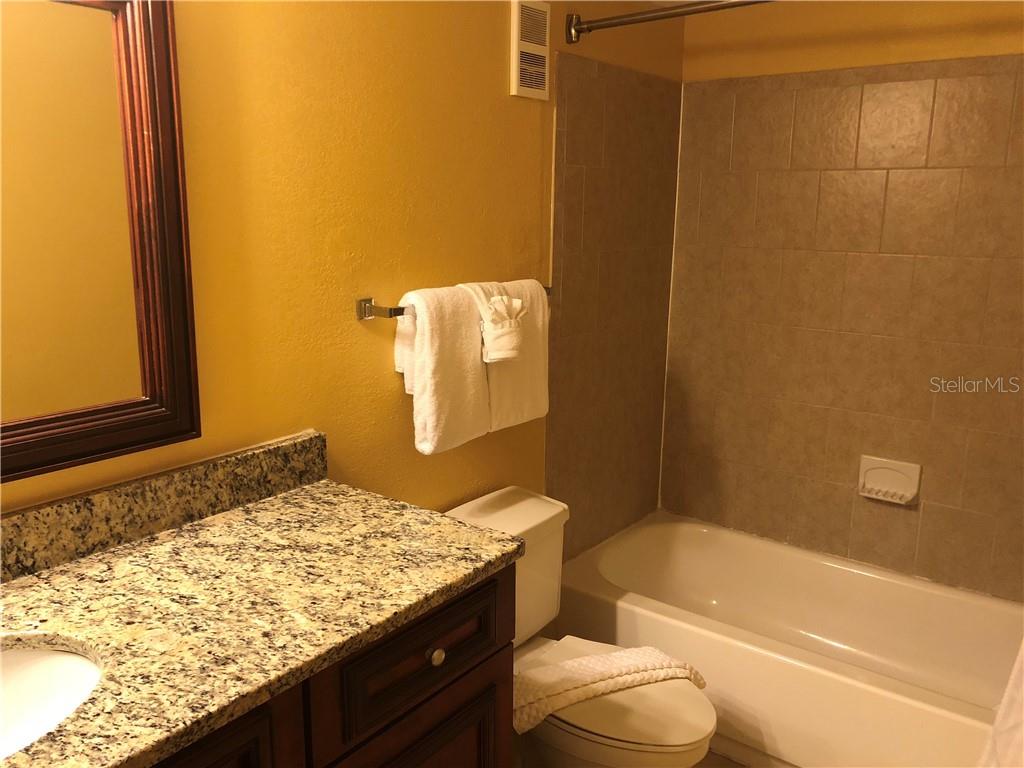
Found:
[858,455,921,505]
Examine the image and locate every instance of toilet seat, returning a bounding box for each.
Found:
[518,636,716,768]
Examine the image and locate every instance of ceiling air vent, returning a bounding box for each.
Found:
[510,1,550,101]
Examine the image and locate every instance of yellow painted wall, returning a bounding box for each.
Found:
[1,1,683,513]
[1,1,141,421]
[683,1,1024,81]
[552,1,684,81]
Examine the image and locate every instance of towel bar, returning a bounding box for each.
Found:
[357,288,552,321]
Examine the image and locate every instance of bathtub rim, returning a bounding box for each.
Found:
[600,509,1021,613]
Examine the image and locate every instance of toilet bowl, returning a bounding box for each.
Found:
[515,635,715,768]
[447,487,716,768]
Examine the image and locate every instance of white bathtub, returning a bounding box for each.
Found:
[549,511,1024,768]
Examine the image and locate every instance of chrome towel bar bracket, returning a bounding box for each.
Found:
[356,298,411,320]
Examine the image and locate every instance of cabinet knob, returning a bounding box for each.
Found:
[428,648,446,667]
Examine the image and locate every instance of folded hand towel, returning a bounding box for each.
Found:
[393,288,490,455]
[484,279,549,432]
[458,283,528,362]
[513,645,705,734]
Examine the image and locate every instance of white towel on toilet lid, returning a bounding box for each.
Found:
[512,642,706,734]
[393,287,490,455]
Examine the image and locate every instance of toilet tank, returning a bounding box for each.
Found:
[447,487,569,647]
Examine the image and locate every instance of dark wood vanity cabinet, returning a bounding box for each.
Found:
[156,695,283,768]
[158,567,514,768]
[333,646,511,768]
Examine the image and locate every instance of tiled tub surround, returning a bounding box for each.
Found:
[548,53,681,559]
[1,480,523,767]
[1,431,327,581]
[663,54,1024,600]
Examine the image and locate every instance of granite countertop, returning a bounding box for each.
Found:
[1,480,524,768]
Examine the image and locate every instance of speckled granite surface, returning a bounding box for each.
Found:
[2,479,523,767]
[2,431,327,581]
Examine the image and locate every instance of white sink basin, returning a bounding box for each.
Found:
[1,642,101,758]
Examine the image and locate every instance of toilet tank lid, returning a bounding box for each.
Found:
[446,486,569,538]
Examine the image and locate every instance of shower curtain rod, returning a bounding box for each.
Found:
[565,0,770,44]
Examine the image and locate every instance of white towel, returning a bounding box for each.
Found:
[981,641,1024,767]
[394,302,417,395]
[458,282,528,362]
[484,279,549,432]
[392,288,490,455]
[512,646,706,734]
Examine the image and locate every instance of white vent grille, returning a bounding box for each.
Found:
[518,51,547,90]
[519,4,547,46]
[510,1,549,100]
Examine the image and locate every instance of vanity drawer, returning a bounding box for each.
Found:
[308,566,514,767]
[335,644,513,768]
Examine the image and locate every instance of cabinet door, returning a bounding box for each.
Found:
[156,685,305,768]
[156,710,273,768]
[337,645,512,768]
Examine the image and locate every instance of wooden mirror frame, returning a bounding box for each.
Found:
[1,0,200,481]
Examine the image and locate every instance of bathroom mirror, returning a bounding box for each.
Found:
[0,0,200,481]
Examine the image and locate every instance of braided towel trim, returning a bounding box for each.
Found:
[513,646,705,734]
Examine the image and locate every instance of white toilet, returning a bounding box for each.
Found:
[448,487,716,768]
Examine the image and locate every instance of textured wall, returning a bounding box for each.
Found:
[683,2,1024,82]
[550,1,684,82]
[663,54,1023,600]
[548,54,680,560]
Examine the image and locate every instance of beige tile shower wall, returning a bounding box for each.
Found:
[664,55,1024,601]
[549,54,681,560]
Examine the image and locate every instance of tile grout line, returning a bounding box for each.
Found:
[877,169,891,253]
[853,84,865,169]
[955,428,971,510]
[656,81,687,512]
[1004,68,1020,164]
[727,92,737,172]
[785,89,797,170]
[923,78,938,169]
